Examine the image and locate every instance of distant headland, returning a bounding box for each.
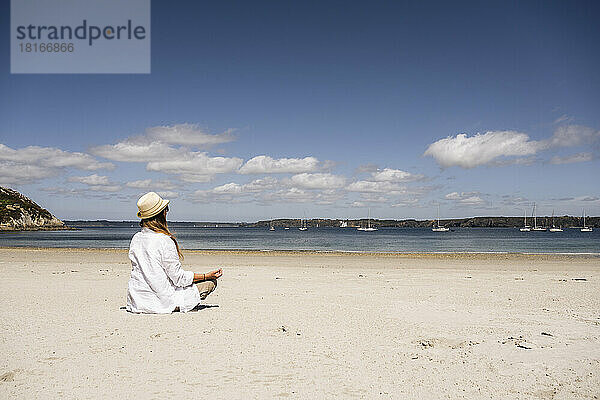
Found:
[0,186,69,231]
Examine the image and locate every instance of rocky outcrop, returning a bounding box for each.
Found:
[0,187,67,231]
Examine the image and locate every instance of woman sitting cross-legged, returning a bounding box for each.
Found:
[126,192,223,313]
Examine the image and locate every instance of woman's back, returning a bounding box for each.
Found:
[126,227,196,313]
[126,192,221,313]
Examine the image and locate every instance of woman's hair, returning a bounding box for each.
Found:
[140,208,183,259]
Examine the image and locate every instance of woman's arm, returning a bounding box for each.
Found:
[160,239,194,287]
[193,268,223,284]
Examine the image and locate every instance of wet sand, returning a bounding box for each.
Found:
[0,248,599,399]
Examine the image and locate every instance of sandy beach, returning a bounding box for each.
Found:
[0,248,599,399]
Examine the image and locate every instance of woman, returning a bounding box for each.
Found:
[126,192,223,313]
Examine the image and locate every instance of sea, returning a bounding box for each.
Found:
[1,225,598,254]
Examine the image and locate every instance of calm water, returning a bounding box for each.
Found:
[1,226,598,254]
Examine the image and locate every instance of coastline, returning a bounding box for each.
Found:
[1,246,599,260]
[0,226,75,232]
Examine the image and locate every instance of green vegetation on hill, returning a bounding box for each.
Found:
[0,186,66,231]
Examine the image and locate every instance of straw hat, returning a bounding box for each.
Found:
[137,192,170,219]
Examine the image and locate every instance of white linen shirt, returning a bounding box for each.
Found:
[126,227,200,313]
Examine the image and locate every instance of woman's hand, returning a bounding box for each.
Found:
[206,268,223,280]
[193,269,223,283]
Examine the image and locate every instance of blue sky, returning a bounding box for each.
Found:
[1,0,599,222]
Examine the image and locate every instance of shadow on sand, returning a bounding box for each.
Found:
[120,304,219,313]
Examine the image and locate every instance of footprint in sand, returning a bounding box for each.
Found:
[0,370,16,382]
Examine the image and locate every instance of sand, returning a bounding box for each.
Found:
[0,248,599,399]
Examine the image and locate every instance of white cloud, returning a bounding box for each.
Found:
[125,179,153,189]
[346,180,405,194]
[545,125,599,148]
[87,185,121,192]
[145,124,235,147]
[41,186,83,196]
[40,186,127,198]
[551,195,599,203]
[238,155,322,174]
[68,174,111,186]
[125,179,179,190]
[90,139,183,163]
[576,196,599,202]
[500,195,529,206]
[425,125,600,169]
[549,152,594,165]
[262,187,311,202]
[488,156,537,167]
[177,173,215,183]
[67,174,121,192]
[347,182,431,206]
[424,131,541,168]
[212,182,244,194]
[0,161,57,185]
[56,183,120,193]
[190,177,279,203]
[190,176,343,205]
[370,168,424,182]
[458,196,485,205]
[0,144,114,185]
[345,174,434,207]
[553,114,573,124]
[444,192,463,200]
[195,173,345,202]
[156,191,179,199]
[90,123,235,163]
[146,152,243,182]
[0,144,114,170]
[242,177,278,192]
[288,173,346,189]
[391,198,420,207]
[261,187,342,204]
[356,194,390,203]
[444,191,485,205]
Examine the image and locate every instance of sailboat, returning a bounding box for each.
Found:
[357,209,377,231]
[298,217,307,231]
[519,208,531,231]
[432,205,450,232]
[581,209,593,232]
[549,210,563,232]
[532,203,546,231]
